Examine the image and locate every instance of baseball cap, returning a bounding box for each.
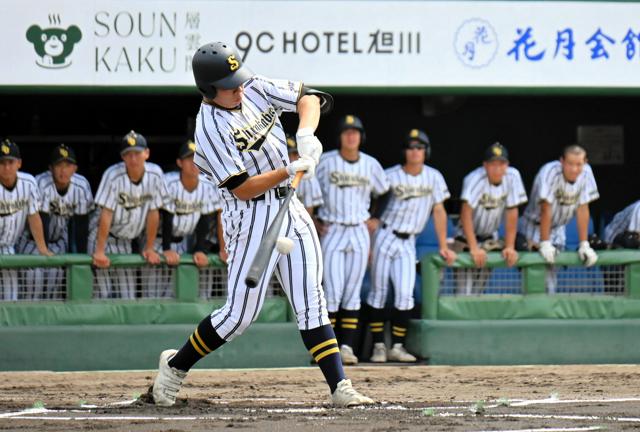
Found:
[50,144,77,165]
[0,139,20,160]
[405,129,430,148]
[120,130,148,155]
[285,134,298,154]
[484,142,509,162]
[178,140,197,159]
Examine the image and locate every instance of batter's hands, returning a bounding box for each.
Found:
[502,247,519,267]
[578,241,598,267]
[286,154,316,179]
[538,240,557,264]
[142,247,161,265]
[193,251,209,268]
[440,248,457,266]
[469,247,487,268]
[163,249,180,266]
[295,129,323,164]
[93,251,111,268]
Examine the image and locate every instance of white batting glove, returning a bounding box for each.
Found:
[578,241,598,267]
[286,154,316,179]
[538,240,557,264]
[296,128,323,165]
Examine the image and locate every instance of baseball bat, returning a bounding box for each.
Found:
[245,171,304,288]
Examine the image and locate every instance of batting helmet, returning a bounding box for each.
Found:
[192,42,253,99]
[405,128,431,159]
[338,115,366,145]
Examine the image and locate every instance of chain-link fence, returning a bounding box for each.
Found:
[0,267,67,301]
[198,267,283,300]
[553,265,626,295]
[440,267,523,296]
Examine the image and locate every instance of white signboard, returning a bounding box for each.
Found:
[1,1,639,89]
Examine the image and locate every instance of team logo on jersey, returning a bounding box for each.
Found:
[227,55,239,71]
[49,199,76,217]
[392,184,432,200]
[233,107,277,152]
[25,15,82,69]
[174,199,203,215]
[329,172,370,188]
[0,199,29,216]
[117,193,153,209]
[478,193,507,210]
[555,189,579,206]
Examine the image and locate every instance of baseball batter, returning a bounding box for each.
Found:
[151,42,373,407]
[604,200,640,248]
[17,144,93,299]
[519,145,599,292]
[366,129,455,363]
[454,143,527,295]
[0,139,51,300]
[315,114,390,365]
[92,131,166,299]
[287,134,324,215]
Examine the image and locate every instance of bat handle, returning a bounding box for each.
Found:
[291,171,304,189]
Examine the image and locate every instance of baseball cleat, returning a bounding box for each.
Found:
[339,344,358,365]
[387,343,417,362]
[331,379,375,407]
[152,349,187,406]
[370,342,387,363]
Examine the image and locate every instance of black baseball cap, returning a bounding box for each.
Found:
[179,140,197,159]
[50,144,77,165]
[286,134,298,154]
[0,139,20,160]
[120,130,148,155]
[405,129,430,148]
[484,142,509,162]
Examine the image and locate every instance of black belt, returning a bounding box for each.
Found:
[252,186,290,201]
[382,223,411,240]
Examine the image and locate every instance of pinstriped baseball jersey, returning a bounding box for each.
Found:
[296,176,323,208]
[316,150,389,225]
[163,172,220,237]
[519,161,599,244]
[381,164,449,234]
[457,166,527,238]
[604,200,640,243]
[35,171,94,242]
[193,75,301,207]
[0,172,40,247]
[94,162,167,240]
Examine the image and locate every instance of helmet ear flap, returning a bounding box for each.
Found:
[198,85,217,99]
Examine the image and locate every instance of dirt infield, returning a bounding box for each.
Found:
[1,364,639,431]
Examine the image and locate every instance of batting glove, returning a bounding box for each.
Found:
[578,241,598,267]
[286,154,316,179]
[538,240,557,264]
[296,128,323,165]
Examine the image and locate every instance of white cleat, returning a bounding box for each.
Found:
[339,344,358,365]
[152,349,187,406]
[331,379,375,407]
[387,343,417,363]
[370,342,387,363]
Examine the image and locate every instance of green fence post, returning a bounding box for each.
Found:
[67,264,94,300]
[421,254,440,320]
[626,263,640,299]
[175,256,200,301]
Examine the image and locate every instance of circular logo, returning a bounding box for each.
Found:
[454,19,498,69]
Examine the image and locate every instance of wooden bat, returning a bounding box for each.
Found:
[245,171,304,288]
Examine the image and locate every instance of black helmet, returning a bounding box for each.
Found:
[192,42,253,98]
[338,115,366,144]
[404,128,431,160]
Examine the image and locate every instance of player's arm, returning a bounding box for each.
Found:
[432,202,456,266]
[27,213,52,256]
[142,209,161,265]
[216,210,227,263]
[93,207,113,268]
[192,213,215,268]
[539,200,552,242]
[460,201,486,268]
[576,204,590,242]
[502,207,519,267]
[160,209,180,266]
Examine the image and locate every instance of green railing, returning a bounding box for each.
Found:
[421,250,640,320]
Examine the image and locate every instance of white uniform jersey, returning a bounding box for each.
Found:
[94,162,167,240]
[316,150,389,225]
[519,160,599,245]
[457,166,528,238]
[296,176,323,209]
[0,172,40,248]
[604,200,640,243]
[36,171,94,242]
[163,171,220,237]
[194,75,301,210]
[381,164,450,235]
